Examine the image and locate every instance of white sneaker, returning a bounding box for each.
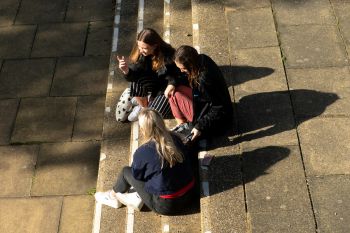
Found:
[115,192,144,211]
[94,190,122,208]
[130,97,138,107]
[127,105,142,122]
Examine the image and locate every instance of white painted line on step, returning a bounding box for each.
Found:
[163,224,170,232]
[110,70,114,76]
[92,0,122,233]
[92,203,102,233]
[193,23,199,30]
[112,27,119,52]
[137,0,144,33]
[107,83,113,90]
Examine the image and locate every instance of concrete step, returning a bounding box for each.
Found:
[93,0,202,232]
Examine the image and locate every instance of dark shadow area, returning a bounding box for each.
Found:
[208,146,290,196]
[234,89,339,144]
[221,65,275,87]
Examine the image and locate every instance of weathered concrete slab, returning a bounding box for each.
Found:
[86,21,113,56]
[223,0,270,9]
[231,47,288,96]
[51,56,109,96]
[0,196,63,233]
[169,0,193,48]
[99,207,125,233]
[134,211,161,233]
[73,96,105,141]
[279,25,348,68]
[15,0,66,24]
[0,58,55,98]
[249,209,315,233]
[298,118,350,176]
[59,195,95,233]
[97,139,130,191]
[31,23,87,57]
[272,0,336,26]
[0,99,19,145]
[309,176,350,233]
[11,97,76,143]
[0,0,20,26]
[0,25,36,59]
[287,67,349,116]
[236,91,298,147]
[244,146,311,212]
[102,92,131,140]
[65,0,114,21]
[144,0,164,35]
[165,213,202,233]
[332,1,350,56]
[226,8,278,49]
[0,145,38,197]
[208,179,247,233]
[97,138,129,233]
[31,141,100,195]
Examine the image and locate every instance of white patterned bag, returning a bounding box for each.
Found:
[115,88,133,122]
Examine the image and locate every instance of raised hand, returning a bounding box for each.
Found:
[117,55,129,74]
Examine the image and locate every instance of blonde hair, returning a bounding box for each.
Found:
[138,108,183,168]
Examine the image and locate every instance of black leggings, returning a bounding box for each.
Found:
[113,166,195,215]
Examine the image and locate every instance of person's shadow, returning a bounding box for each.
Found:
[207,146,290,196]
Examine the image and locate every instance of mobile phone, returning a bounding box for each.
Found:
[184,133,194,143]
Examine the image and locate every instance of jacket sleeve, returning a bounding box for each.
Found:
[194,71,227,132]
[124,56,153,82]
[131,144,160,181]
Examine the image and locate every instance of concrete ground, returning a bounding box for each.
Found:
[0,0,114,232]
[1,0,350,233]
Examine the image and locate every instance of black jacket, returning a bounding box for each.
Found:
[192,54,233,135]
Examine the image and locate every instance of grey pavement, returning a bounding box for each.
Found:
[0,0,114,232]
[1,0,350,233]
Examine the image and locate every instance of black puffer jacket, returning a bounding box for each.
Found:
[192,54,233,135]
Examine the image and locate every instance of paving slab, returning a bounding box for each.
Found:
[0,196,63,233]
[279,25,348,68]
[235,91,298,147]
[223,0,270,9]
[15,0,66,24]
[165,214,202,233]
[231,47,288,96]
[0,145,38,197]
[73,95,105,141]
[86,21,113,56]
[59,195,95,233]
[249,209,315,233]
[0,0,20,26]
[226,8,278,49]
[11,97,76,143]
[31,141,100,195]
[169,0,193,48]
[0,58,55,98]
[332,1,350,56]
[298,118,350,176]
[309,176,350,233]
[0,99,19,145]
[0,25,36,59]
[243,146,311,212]
[99,207,125,233]
[134,211,161,233]
[31,23,88,57]
[272,0,336,26]
[287,67,349,116]
[207,179,247,233]
[65,0,114,22]
[51,56,109,96]
[144,0,164,35]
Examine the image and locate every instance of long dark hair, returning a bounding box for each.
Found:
[130,28,174,71]
[174,45,200,87]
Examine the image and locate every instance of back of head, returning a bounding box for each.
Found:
[175,45,200,86]
[138,108,183,167]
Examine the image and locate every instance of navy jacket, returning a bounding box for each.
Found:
[131,134,193,195]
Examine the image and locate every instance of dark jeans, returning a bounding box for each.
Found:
[113,166,195,215]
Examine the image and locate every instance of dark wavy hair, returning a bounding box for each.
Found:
[174,45,200,87]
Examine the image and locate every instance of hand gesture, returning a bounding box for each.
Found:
[164,84,175,98]
[117,55,129,74]
[191,127,201,141]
